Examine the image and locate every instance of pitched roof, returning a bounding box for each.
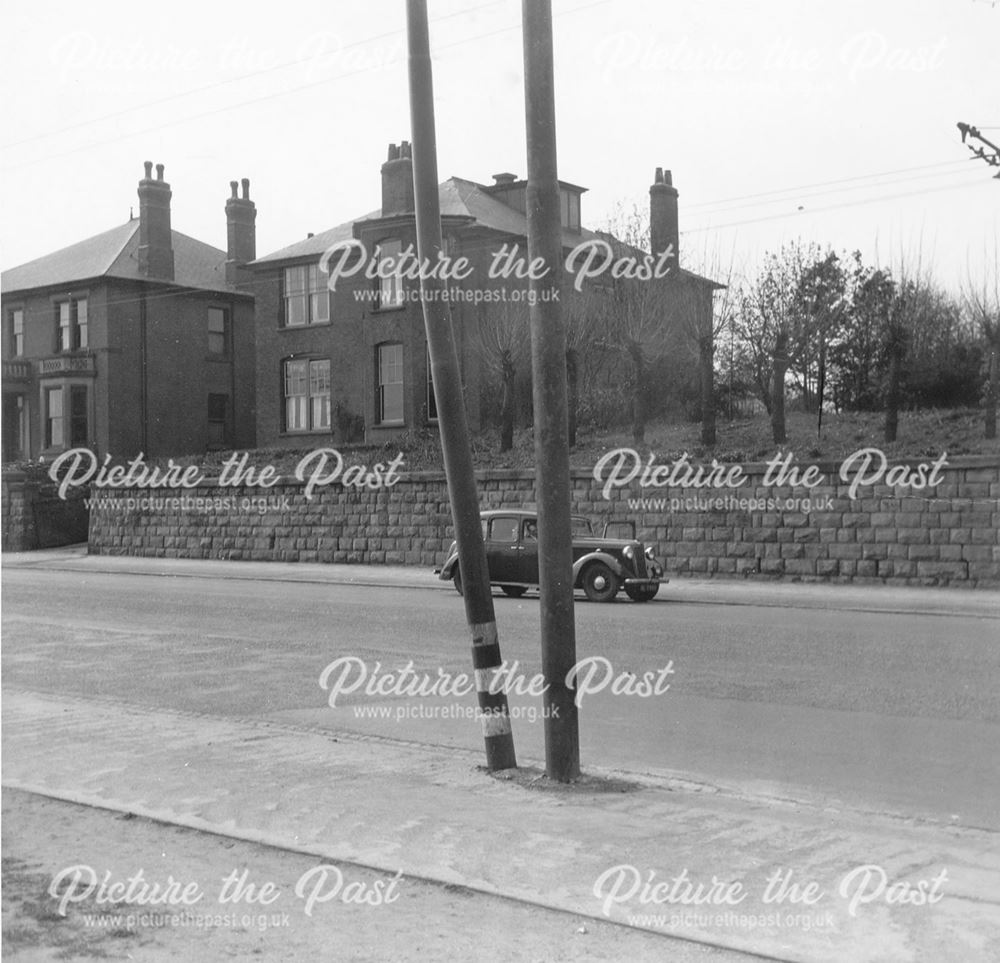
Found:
[252,176,604,265]
[2,221,242,296]
[251,176,723,290]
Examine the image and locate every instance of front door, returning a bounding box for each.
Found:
[2,394,26,461]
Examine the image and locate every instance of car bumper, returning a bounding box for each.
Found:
[623,577,661,589]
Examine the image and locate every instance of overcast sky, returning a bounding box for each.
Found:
[1,0,997,293]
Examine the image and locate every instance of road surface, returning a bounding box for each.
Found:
[3,566,998,828]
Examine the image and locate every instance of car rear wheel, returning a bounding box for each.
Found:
[452,568,463,596]
[501,586,527,598]
[625,584,658,602]
[582,562,619,602]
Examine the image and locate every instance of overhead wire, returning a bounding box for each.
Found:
[1,0,510,150]
[682,177,986,236]
[686,160,973,214]
[1,0,609,171]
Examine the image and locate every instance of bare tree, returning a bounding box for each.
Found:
[602,270,676,445]
[599,204,725,445]
[794,250,848,437]
[562,285,603,447]
[679,238,739,446]
[963,239,1000,439]
[475,299,529,452]
[882,247,934,443]
[736,244,808,444]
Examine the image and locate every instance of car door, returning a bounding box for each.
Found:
[485,515,522,582]
[517,517,540,585]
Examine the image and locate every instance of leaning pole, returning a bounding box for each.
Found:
[406,0,517,771]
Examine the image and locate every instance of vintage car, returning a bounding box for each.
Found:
[436,509,664,602]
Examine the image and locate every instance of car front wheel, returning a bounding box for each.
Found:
[582,562,619,602]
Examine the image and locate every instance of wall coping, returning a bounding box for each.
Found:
[7,454,999,491]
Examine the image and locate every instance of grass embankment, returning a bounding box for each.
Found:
[186,408,998,476]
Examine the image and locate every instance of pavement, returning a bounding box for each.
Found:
[3,547,1000,962]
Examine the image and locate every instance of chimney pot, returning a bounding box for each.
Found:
[650,166,679,265]
[225,174,257,287]
[381,140,415,215]
[492,172,518,185]
[138,163,174,279]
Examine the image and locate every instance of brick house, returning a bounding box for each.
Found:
[1,163,257,462]
[251,143,719,448]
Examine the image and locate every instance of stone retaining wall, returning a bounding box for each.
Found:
[2,472,90,552]
[85,455,1000,587]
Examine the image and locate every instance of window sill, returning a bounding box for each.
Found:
[280,320,333,330]
[371,305,406,314]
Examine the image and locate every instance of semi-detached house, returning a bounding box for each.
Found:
[251,142,719,449]
[1,163,257,462]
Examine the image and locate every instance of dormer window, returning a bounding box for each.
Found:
[487,175,584,233]
[560,188,581,232]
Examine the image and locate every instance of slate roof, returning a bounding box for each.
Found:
[252,176,721,289]
[253,176,606,265]
[1,221,241,296]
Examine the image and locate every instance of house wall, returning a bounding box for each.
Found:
[2,282,108,460]
[2,280,254,461]
[253,223,489,450]
[85,456,1000,586]
[138,286,255,456]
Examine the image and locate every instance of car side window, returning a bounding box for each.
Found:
[522,519,538,541]
[487,517,519,543]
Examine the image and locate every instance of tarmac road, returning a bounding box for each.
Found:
[3,561,998,829]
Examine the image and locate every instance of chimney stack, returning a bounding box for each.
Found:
[649,167,679,267]
[137,161,175,280]
[381,141,414,216]
[225,177,257,287]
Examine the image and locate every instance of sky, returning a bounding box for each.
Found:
[1,0,997,295]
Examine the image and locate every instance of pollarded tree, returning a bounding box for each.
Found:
[670,238,739,446]
[562,284,604,447]
[881,249,937,442]
[476,299,529,452]
[736,243,811,444]
[599,204,726,446]
[963,240,1000,439]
